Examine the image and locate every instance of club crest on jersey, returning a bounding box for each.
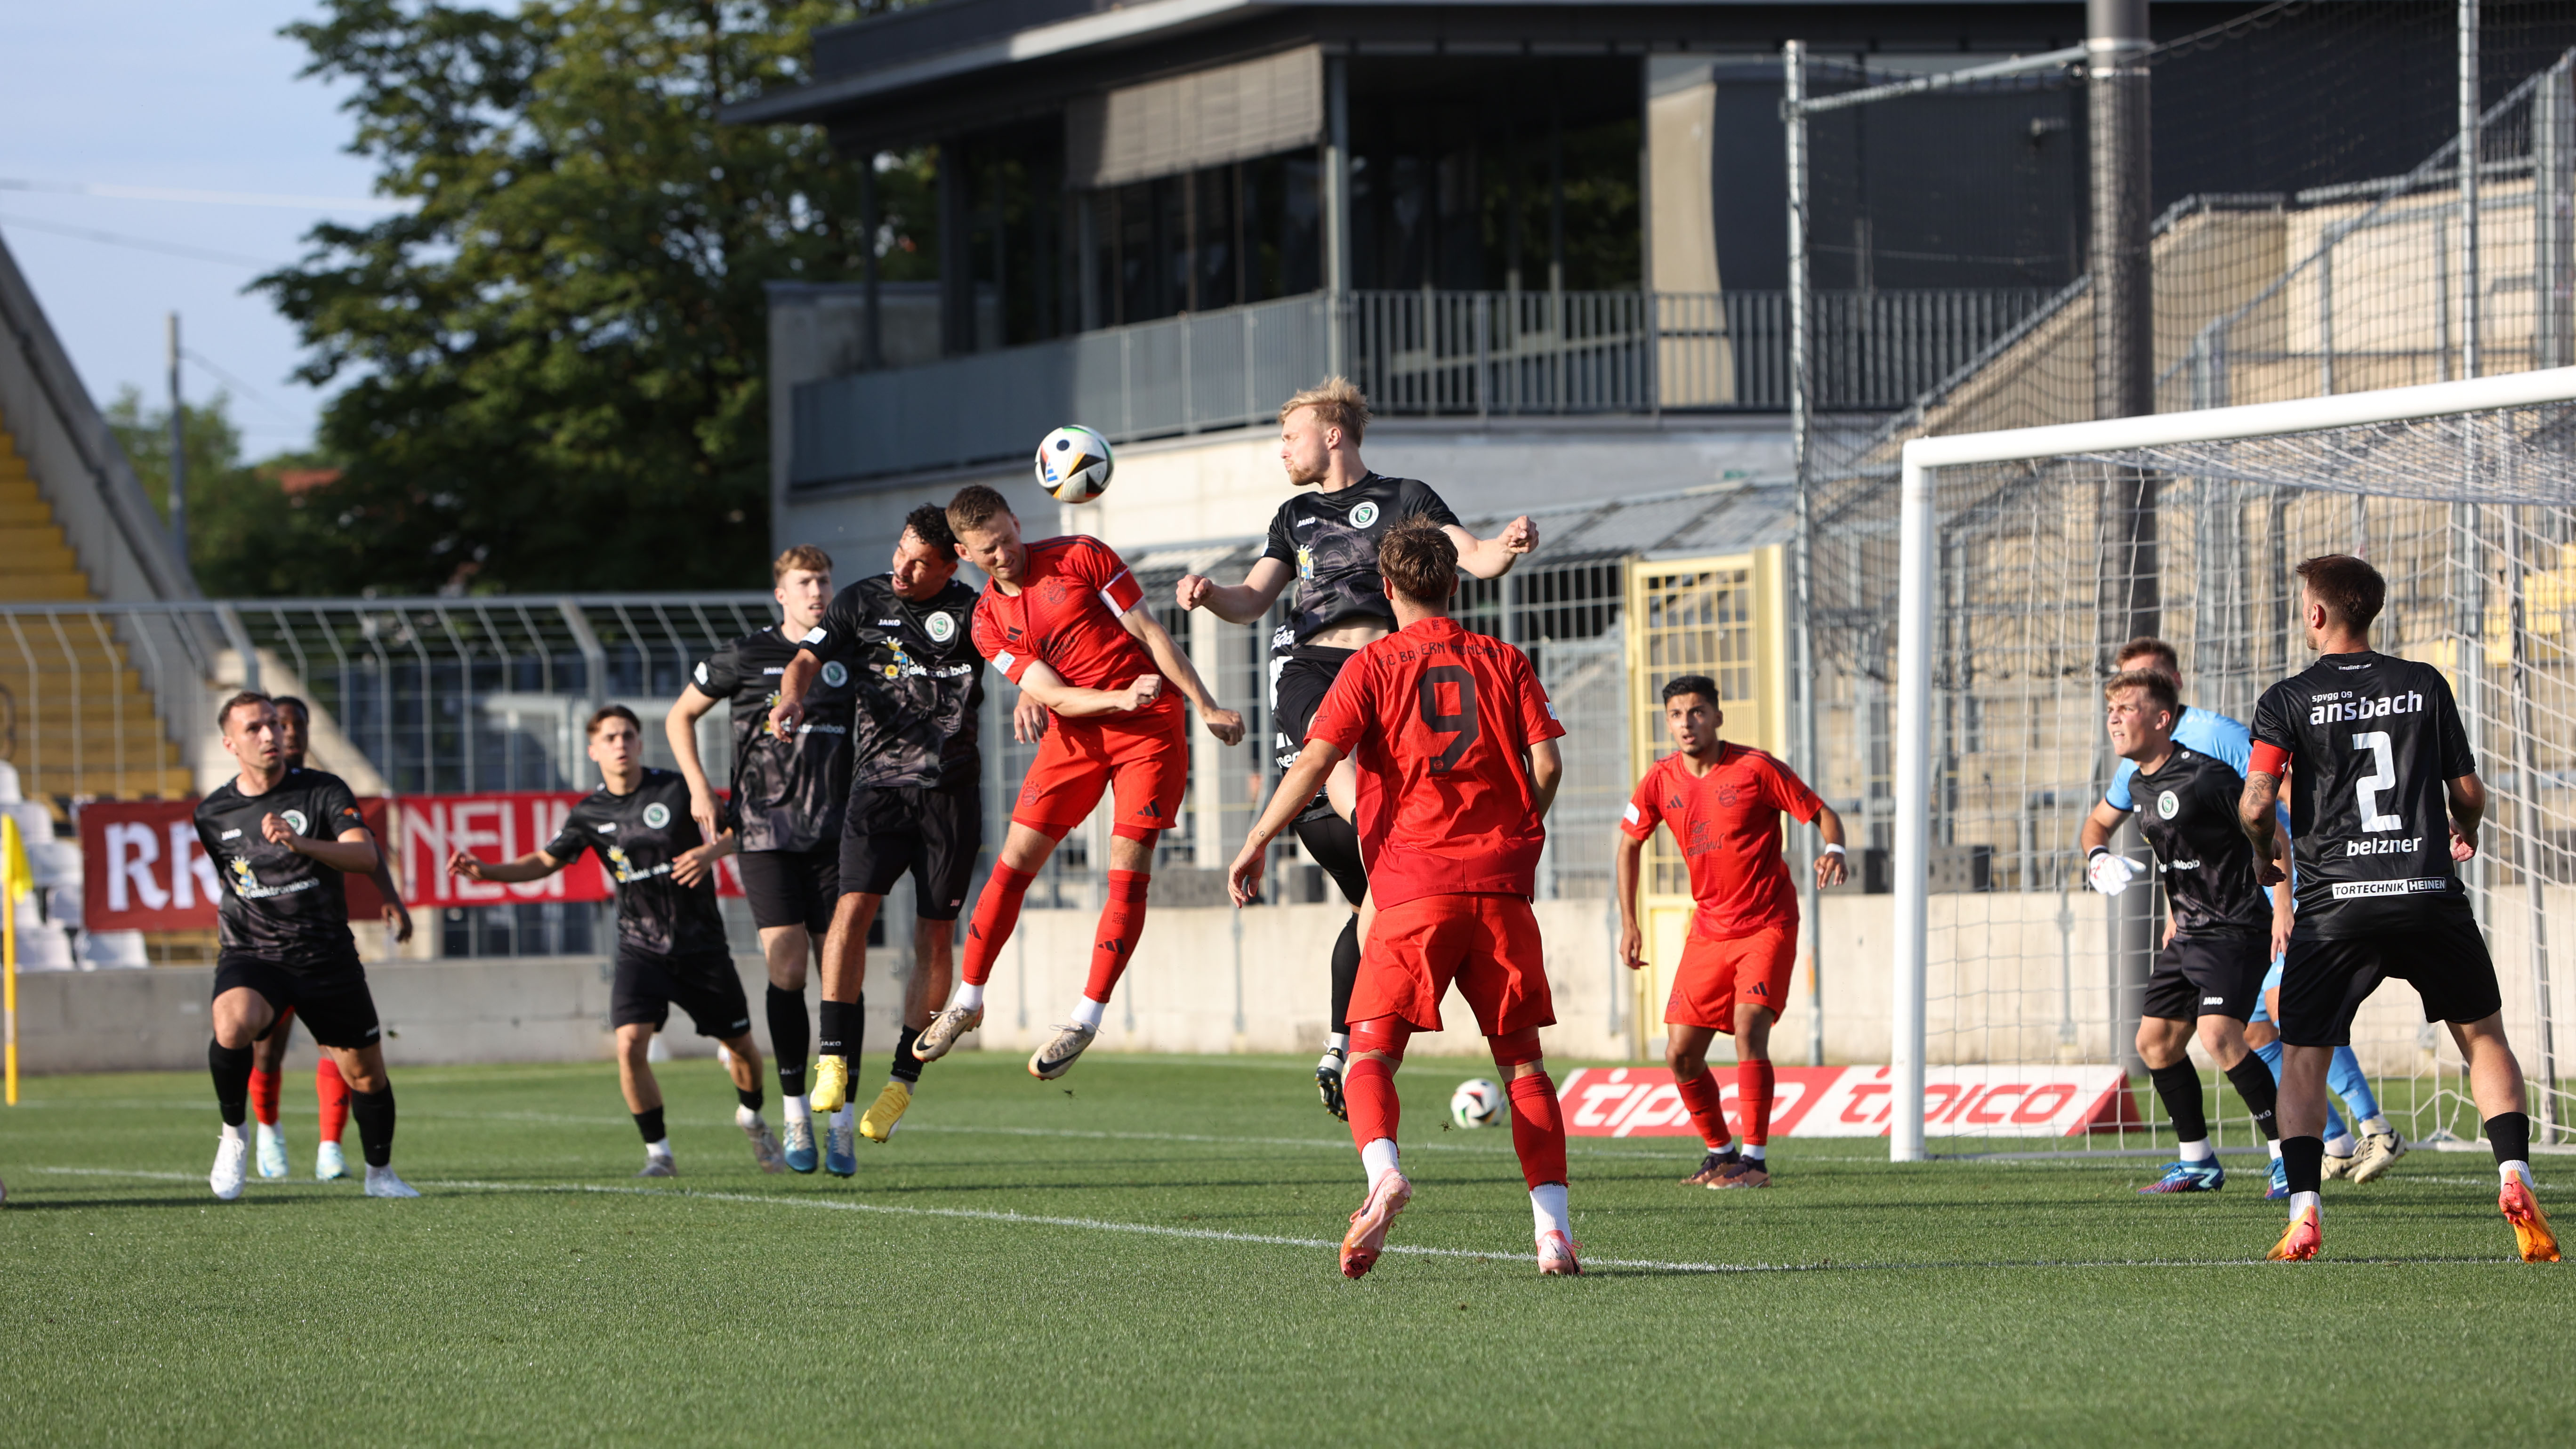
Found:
[820,660,848,688]
[1350,500,1380,529]
[2156,789,2179,820]
[927,612,957,642]
[282,809,309,836]
[643,802,671,829]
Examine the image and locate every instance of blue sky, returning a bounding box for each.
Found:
[1,2,391,456]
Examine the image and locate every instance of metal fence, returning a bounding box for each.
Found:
[787,287,2052,486]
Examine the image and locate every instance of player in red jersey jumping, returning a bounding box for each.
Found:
[909,485,1246,1080]
[1228,520,1575,1278]
[1615,676,1846,1190]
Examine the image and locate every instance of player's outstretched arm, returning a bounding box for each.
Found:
[1229,743,1342,906]
[1120,607,1245,745]
[1448,515,1538,580]
[2447,771,2487,861]
[1175,557,1293,625]
[262,816,381,876]
[667,683,726,842]
[447,847,567,886]
[1613,831,1647,971]
[768,650,822,740]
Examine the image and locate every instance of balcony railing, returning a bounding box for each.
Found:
[788,287,2053,487]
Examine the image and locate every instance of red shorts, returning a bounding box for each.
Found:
[1667,919,1796,1033]
[1011,706,1188,840]
[1350,893,1554,1038]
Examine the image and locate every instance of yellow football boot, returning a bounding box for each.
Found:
[810,1054,850,1114]
[859,1079,912,1143]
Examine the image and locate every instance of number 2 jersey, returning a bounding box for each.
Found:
[692,623,856,851]
[2250,651,2477,937]
[1305,616,1566,910]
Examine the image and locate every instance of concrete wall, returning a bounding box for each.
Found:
[18,887,2552,1079]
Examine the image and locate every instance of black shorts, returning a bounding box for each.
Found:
[1272,645,1356,820]
[2278,909,2504,1048]
[737,844,839,936]
[214,952,382,1050]
[839,784,981,921]
[2141,932,2268,1023]
[612,945,753,1039]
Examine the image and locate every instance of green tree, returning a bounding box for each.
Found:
[104,390,362,597]
[260,0,935,594]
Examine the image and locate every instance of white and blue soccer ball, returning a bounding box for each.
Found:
[1449,1078,1504,1129]
[1035,424,1114,504]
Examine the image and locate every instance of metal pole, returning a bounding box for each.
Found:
[1785,41,1827,1066]
[861,161,884,369]
[165,312,185,561]
[1324,54,1352,375]
[1891,452,1935,1162]
[2507,508,2562,1139]
[2462,0,2482,379]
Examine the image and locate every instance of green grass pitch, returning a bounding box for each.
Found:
[1,1054,2567,1446]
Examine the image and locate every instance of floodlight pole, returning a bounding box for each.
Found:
[1784,40,1827,1067]
[166,312,186,562]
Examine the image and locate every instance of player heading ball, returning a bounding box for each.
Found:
[1230,520,1577,1277]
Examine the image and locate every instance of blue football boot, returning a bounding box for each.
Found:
[2139,1158,2226,1194]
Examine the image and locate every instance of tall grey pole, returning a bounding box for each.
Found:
[1323,55,1352,375]
[2089,0,2156,1076]
[165,311,186,561]
[2461,0,2483,379]
[1784,41,1827,1066]
[861,162,884,370]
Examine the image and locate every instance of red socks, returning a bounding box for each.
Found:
[1506,1073,1570,1190]
[316,1057,349,1143]
[1083,870,1150,1002]
[1675,1068,1734,1150]
[249,1068,282,1128]
[1346,1056,1401,1151]
[960,862,1036,987]
[1737,1059,1777,1147]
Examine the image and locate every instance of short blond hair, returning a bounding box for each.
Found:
[773,544,833,583]
[1279,376,1370,443]
[946,484,1014,537]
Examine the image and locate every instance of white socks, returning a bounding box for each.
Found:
[2360,1114,2392,1136]
[2178,1138,2214,1163]
[1070,996,1107,1030]
[2267,1139,2284,1161]
[1327,1031,1350,1054]
[257,1122,283,1146]
[831,1104,853,1132]
[2502,1159,2535,1189]
[2323,1132,2356,1158]
[1360,1138,1401,1190]
[734,1104,764,1130]
[2289,1189,2321,1218]
[1742,1144,1766,1163]
[221,1122,248,1146]
[1530,1183,1571,1241]
[952,982,986,1013]
[784,1094,812,1127]
[644,1138,673,1161]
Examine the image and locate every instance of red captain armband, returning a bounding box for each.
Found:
[2247,741,2292,779]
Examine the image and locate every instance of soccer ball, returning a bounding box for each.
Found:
[1035,424,1114,504]
[1449,1078,1504,1129]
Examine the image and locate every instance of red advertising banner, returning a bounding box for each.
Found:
[82,791,739,932]
[1554,1065,2137,1140]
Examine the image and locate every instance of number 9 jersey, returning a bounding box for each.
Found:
[2250,649,2478,935]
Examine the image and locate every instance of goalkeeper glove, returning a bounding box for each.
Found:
[2085,846,2141,898]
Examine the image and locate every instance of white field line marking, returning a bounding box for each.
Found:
[27,1168,2542,1272]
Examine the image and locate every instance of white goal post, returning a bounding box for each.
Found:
[1890,365,2576,1161]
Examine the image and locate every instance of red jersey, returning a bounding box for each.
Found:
[1306,617,1567,910]
[970,536,1171,714]
[1621,744,1824,938]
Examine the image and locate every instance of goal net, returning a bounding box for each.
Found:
[1879,369,2576,1160]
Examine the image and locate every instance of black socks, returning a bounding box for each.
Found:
[2488,1111,2532,1166]
[2223,1057,2281,1139]
[209,1039,254,1128]
[348,1086,396,1168]
[737,1084,765,1114]
[2281,1134,2325,1196]
[819,997,860,1063]
[2147,1060,2206,1143]
[892,1025,925,1085]
[767,984,809,1098]
[1328,914,1360,1036]
[634,1106,667,1144]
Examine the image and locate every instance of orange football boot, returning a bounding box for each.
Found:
[2267,1206,2321,1262]
[2500,1175,2560,1263]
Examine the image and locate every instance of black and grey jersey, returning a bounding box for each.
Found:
[2130,746,2271,936]
[2251,651,2478,937]
[800,574,984,792]
[692,624,855,852]
[1261,475,1463,648]
[194,769,369,963]
[544,768,729,957]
